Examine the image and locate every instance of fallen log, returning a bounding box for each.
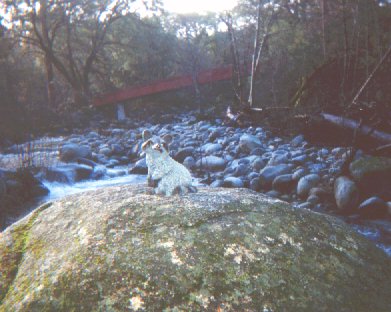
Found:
[321,113,391,144]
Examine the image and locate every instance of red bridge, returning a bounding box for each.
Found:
[92,65,234,107]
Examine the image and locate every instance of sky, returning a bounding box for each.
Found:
[162,0,238,14]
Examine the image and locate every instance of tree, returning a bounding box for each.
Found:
[3,0,159,107]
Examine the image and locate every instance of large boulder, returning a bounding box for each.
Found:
[349,156,391,200]
[1,186,390,311]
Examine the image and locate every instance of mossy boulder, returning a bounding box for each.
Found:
[349,156,391,200]
[1,185,391,311]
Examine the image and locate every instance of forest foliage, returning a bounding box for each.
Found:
[1,0,391,142]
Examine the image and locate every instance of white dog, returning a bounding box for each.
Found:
[141,130,196,196]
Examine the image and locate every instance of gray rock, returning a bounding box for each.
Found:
[251,157,265,171]
[250,147,264,156]
[197,156,226,171]
[272,174,296,193]
[60,143,92,162]
[259,164,293,188]
[107,159,120,168]
[291,134,305,147]
[349,156,391,201]
[292,155,308,165]
[87,131,100,138]
[111,144,124,155]
[223,177,244,188]
[129,158,148,174]
[358,197,388,219]
[267,153,290,165]
[183,156,196,169]
[247,172,259,180]
[74,164,93,181]
[174,147,195,163]
[111,128,125,135]
[297,174,320,198]
[210,179,224,187]
[334,176,359,212]
[234,164,249,177]
[292,168,306,181]
[249,177,261,191]
[307,194,320,205]
[239,134,263,153]
[99,147,112,156]
[201,143,223,155]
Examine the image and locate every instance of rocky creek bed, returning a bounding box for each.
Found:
[1,112,390,255]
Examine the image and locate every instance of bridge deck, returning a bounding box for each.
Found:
[92,65,233,107]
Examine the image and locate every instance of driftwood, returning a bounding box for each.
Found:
[321,113,391,144]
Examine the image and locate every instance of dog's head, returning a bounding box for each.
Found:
[141,130,173,157]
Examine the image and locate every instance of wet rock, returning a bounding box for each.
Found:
[239,134,263,153]
[196,156,226,171]
[350,156,391,200]
[251,157,265,171]
[74,164,93,182]
[292,168,306,181]
[267,152,290,165]
[223,177,244,188]
[210,179,223,187]
[358,197,388,219]
[308,187,332,202]
[99,146,111,156]
[272,174,296,193]
[174,147,195,163]
[259,164,293,189]
[292,154,308,165]
[250,147,264,156]
[249,177,261,191]
[291,134,305,147]
[129,158,148,174]
[60,143,92,162]
[183,156,196,169]
[234,164,249,177]
[297,174,320,198]
[334,176,359,212]
[307,194,320,205]
[201,143,223,155]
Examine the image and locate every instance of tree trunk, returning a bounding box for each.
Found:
[321,113,391,144]
[44,55,55,107]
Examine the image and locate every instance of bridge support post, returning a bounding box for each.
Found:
[116,103,126,120]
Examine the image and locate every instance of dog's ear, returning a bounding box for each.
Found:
[142,130,152,142]
[141,139,153,151]
[161,134,172,152]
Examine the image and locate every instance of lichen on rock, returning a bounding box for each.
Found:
[0,185,390,311]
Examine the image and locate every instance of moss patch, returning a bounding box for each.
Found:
[0,202,52,304]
